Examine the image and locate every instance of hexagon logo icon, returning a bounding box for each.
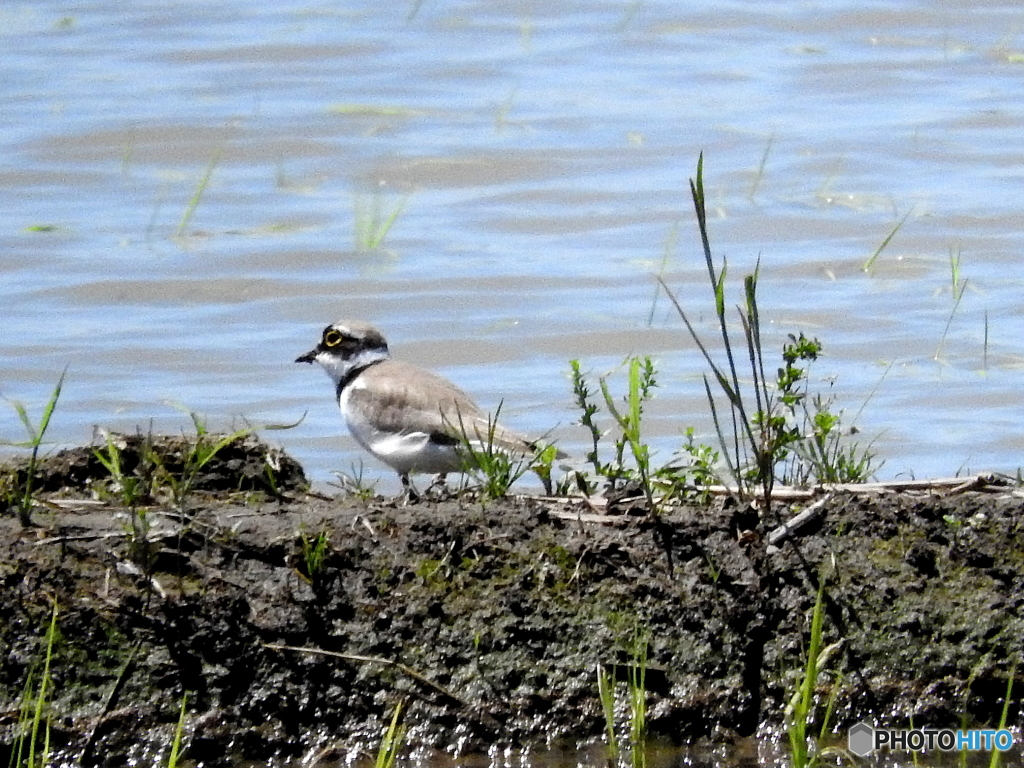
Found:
[848,722,875,756]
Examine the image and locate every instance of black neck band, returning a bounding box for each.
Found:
[335,357,386,401]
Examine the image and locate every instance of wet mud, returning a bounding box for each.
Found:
[1,436,1022,766]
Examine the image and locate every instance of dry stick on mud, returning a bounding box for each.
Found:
[263,644,503,728]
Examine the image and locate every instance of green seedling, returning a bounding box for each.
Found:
[989,661,1016,768]
[375,700,407,768]
[331,461,379,502]
[748,132,774,203]
[786,578,846,768]
[600,356,658,510]
[92,427,158,508]
[646,219,680,326]
[494,87,518,133]
[983,310,989,371]
[658,156,775,505]
[454,403,533,502]
[628,634,649,768]
[775,335,881,486]
[570,357,660,503]
[596,663,619,760]
[570,358,606,493]
[299,525,331,587]
[167,692,188,768]
[11,599,58,768]
[4,370,65,527]
[354,191,408,252]
[673,427,720,504]
[151,406,254,512]
[596,629,650,768]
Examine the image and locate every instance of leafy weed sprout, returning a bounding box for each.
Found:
[4,370,66,527]
[569,357,659,501]
[570,358,716,508]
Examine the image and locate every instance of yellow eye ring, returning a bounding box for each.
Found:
[324,330,342,347]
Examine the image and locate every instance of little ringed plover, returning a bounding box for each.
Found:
[296,320,555,498]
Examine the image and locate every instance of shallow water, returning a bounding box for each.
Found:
[4,1,1024,495]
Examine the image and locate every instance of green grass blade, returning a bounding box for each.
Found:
[167,692,188,768]
[177,149,222,238]
[647,219,680,326]
[375,700,406,768]
[11,400,36,442]
[596,663,618,758]
[29,600,58,768]
[988,661,1016,768]
[748,133,774,202]
[862,206,913,272]
[35,368,66,440]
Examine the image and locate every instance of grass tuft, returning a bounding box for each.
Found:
[4,369,66,527]
[596,663,619,760]
[298,525,331,588]
[11,599,58,768]
[375,700,407,768]
[154,406,255,512]
[453,403,535,502]
[354,191,408,252]
[657,155,879,508]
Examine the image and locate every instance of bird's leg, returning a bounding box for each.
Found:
[398,474,421,505]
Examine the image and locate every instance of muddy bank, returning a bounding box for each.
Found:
[1,436,1022,766]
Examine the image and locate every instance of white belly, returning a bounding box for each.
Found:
[338,386,464,475]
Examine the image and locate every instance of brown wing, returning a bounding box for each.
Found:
[349,361,536,452]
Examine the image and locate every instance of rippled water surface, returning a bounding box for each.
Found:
[5,0,1024,491]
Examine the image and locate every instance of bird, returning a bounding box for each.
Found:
[296,320,557,500]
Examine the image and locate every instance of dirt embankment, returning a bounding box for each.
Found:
[1,436,1022,766]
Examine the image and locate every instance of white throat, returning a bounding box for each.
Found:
[314,346,390,391]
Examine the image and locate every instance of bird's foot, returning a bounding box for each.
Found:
[424,473,452,500]
[397,475,421,505]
